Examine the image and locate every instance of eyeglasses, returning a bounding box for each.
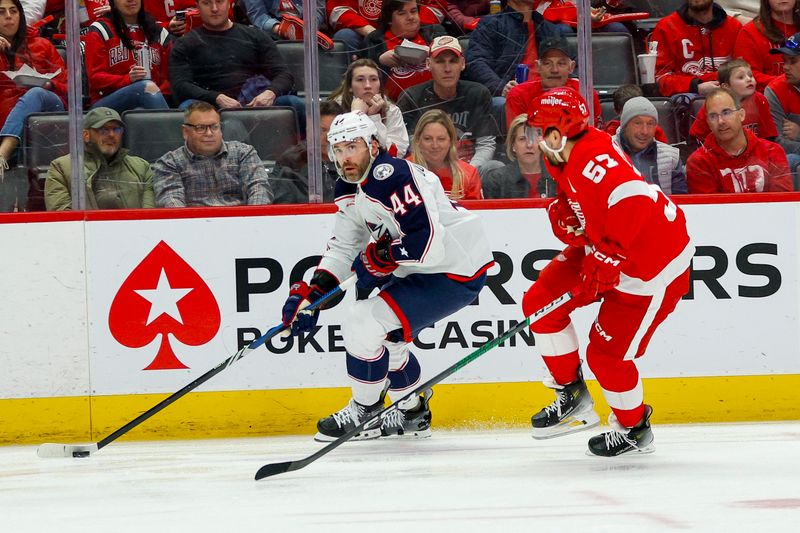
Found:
[707,108,740,122]
[93,126,123,136]
[183,122,221,133]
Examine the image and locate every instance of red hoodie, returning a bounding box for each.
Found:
[652,3,742,96]
[84,18,171,103]
[686,129,792,193]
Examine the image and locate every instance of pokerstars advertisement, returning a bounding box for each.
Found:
[84,203,800,396]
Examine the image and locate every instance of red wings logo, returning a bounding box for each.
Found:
[108,241,221,370]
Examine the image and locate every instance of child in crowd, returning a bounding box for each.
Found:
[690,58,778,143]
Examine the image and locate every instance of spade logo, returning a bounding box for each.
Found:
[108,241,221,370]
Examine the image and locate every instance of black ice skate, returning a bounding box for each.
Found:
[381,389,433,438]
[531,371,600,439]
[587,404,655,457]
[314,398,384,442]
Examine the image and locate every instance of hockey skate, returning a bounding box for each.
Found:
[531,371,600,439]
[314,398,384,442]
[587,404,655,457]
[380,389,433,438]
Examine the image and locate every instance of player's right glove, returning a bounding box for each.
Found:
[281,281,325,335]
[547,197,589,246]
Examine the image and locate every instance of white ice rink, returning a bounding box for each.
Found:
[2,422,799,532]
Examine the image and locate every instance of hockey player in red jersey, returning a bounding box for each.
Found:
[522,87,694,456]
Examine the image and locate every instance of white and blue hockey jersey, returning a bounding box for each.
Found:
[317,152,494,283]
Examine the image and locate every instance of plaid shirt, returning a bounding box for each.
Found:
[152,141,273,207]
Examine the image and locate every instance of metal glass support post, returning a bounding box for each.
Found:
[65,0,86,210]
[575,0,595,126]
[303,0,323,203]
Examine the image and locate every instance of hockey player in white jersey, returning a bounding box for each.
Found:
[281,111,494,441]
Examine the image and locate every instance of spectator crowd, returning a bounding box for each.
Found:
[0,0,797,211]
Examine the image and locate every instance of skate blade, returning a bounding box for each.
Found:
[313,428,381,443]
[531,413,601,440]
[585,444,656,457]
[380,428,432,439]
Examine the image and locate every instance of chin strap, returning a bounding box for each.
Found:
[539,136,568,164]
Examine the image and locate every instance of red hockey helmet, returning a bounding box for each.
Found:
[527,87,590,138]
[525,87,590,163]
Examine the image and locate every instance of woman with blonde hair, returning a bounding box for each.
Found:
[410,109,483,199]
[482,114,557,198]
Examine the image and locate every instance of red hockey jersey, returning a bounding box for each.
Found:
[686,129,793,193]
[545,128,691,283]
[651,4,741,96]
[326,0,445,31]
[84,19,171,103]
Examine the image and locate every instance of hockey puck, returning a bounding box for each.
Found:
[73,451,90,458]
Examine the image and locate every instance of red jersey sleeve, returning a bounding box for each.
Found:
[327,0,371,31]
[505,80,539,130]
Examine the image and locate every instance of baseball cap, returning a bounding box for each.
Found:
[769,32,800,56]
[539,36,573,59]
[84,107,123,130]
[430,36,463,58]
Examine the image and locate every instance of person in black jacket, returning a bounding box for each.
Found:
[482,113,556,198]
[169,0,305,132]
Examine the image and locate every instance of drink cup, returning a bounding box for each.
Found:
[638,53,657,84]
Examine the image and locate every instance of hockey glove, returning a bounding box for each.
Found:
[577,245,625,300]
[352,237,398,290]
[281,281,325,335]
[547,197,589,247]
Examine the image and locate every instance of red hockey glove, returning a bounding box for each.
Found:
[352,237,398,290]
[275,14,335,51]
[281,281,325,335]
[547,197,589,246]
[577,245,625,299]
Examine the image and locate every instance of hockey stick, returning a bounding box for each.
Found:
[254,290,573,480]
[37,276,357,459]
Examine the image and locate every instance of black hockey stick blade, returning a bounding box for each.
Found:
[37,276,355,459]
[254,291,572,480]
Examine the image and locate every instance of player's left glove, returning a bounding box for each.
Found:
[577,244,625,299]
[281,281,325,335]
[352,236,398,290]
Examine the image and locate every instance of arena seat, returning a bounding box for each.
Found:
[565,33,638,96]
[121,110,186,163]
[22,112,70,184]
[275,40,350,97]
[648,97,679,145]
[219,107,299,165]
[626,0,685,33]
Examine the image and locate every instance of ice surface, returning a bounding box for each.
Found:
[2,423,799,532]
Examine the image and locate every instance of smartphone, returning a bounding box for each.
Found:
[175,10,187,21]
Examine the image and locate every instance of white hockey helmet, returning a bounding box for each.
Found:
[327,111,380,184]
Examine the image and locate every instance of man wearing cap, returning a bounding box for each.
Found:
[765,33,800,187]
[687,87,792,193]
[614,96,688,195]
[397,35,498,172]
[44,107,154,211]
[504,35,602,130]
